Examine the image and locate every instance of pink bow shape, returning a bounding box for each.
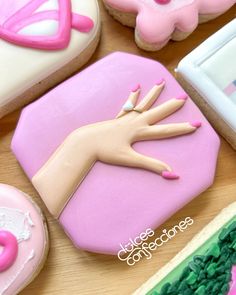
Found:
[0,0,94,50]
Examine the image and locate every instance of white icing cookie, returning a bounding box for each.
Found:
[0,0,101,118]
[177,19,236,149]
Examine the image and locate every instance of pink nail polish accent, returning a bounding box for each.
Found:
[156,78,165,85]
[176,94,188,100]
[132,84,141,92]
[162,171,179,180]
[191,121,202,128]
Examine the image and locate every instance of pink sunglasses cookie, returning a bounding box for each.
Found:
[103,0,235,51]
[0,0,100,118]
[12,52,220,255]
[0,184,49,295]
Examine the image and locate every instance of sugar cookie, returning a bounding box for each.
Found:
[0,0,101,118]
[0,184,49,295]
[103,0,235,51]
[12,52,219,255]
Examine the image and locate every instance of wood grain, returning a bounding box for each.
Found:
[0,2,235,294]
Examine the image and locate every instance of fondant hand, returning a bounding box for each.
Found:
[32,81,201,217]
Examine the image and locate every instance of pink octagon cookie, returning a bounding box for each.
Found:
[103,0,235,51]
[0,184,48,295]
[12,52,220,255]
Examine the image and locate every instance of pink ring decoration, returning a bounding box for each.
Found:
[0,0,94,50]
[0,230,18,272]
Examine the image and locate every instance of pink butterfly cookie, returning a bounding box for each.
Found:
[103,0,235,51]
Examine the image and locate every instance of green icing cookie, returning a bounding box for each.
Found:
[148,220,236,295]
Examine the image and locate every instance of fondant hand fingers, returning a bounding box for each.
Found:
[117,149,179,179]
[142,95,188,125]
[136,122,201,141]
[116,85,141,118]
[134,80,165,113]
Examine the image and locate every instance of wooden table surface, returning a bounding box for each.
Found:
[0,2,236,295]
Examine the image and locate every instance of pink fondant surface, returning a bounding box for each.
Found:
[12,52,220,255]
[104,0,235,44]
[0,184,47,295]
[229,266,236,295]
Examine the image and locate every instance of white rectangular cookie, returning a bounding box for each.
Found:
[177,19,236,149]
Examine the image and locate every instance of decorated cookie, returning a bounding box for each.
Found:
[103,0,235,51]
[12,52,219,255]
[0,0,100,118]
[177,19,236,150]
[0,184,49,295]
[134,202,236,295]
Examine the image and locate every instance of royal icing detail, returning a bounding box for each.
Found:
[32,81,201,218]
[154,0,171,5]
[142,0,194,12]
[123,100,135,111]
[0,184,48,295]
[0,231,18,273]
[0,207,34,243]
[0,207,35,293]
[0,0,94,50]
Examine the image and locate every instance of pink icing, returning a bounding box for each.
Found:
[229,266,236,295]
[0,0,94,50]
[6,11,94,34]
[104,0,235,44]
[161,171,179,179]
[0,184,47,295]
[191,121,202,128]
[0,231,18,272]
[156,78,165,85]
[155,0,171,4]
[132,84,141,92]
[11,52,220,255]
[176,94,188,100]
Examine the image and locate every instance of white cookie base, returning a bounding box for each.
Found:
[0,0,100,113]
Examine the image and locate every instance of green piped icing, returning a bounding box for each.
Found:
[147,218,236,295]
